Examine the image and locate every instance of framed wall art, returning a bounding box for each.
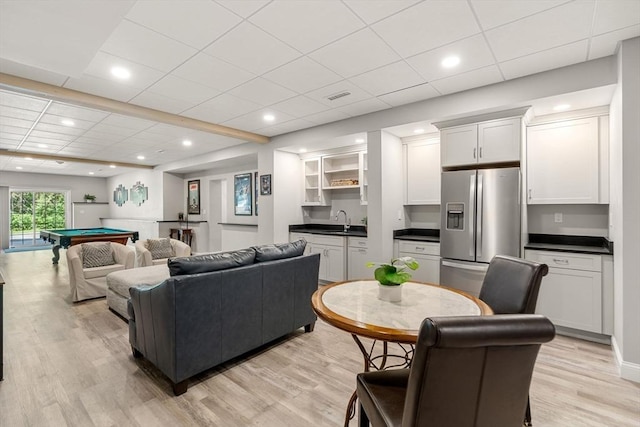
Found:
[234,173,252,216]
[254,171,258,216]
[187,179,200,215]
[260,174,272,195]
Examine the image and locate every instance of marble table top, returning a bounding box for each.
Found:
[313,280,491,343]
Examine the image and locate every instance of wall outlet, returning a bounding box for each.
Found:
[554,212,563,223]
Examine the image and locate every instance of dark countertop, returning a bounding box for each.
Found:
[394,228,440,243]
[289,224,367,237]
[524,234,613,255]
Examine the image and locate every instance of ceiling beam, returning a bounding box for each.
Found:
[0,72,270,144]
[0,149,155,169]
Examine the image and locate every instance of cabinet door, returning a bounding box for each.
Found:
[303,158,323,205]
[527,117,600,204]
[405,139,441,205]
[477,118,520,164]
[535,268,602,333]
[401,253,440,284]
[440,124,477,167]
[348,246,370,280]
[309,245,327,281]
[324,246,345,282]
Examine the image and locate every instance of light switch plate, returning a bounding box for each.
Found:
[554,212,563,223]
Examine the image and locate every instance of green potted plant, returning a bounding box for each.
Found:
[83,194,96,203]
[367,257,419,302]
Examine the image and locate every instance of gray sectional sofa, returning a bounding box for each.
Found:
[128,240,320,395]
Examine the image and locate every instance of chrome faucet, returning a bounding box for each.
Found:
[335,209,350,232]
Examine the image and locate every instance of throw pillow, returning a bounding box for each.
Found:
[168,248,256,276]
[253,239,306,262]
[147,238,175,260]
[81,242,115,268]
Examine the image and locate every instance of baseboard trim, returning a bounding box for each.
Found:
[611,336,640,383]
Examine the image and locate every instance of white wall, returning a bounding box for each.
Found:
[272,150,304,244]
[610,37,640,382]
[162,172,184,220]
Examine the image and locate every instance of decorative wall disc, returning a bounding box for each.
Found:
[130,181,148,206]
[113,184,128,207]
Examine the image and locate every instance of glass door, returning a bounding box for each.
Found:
[10,191,66,248]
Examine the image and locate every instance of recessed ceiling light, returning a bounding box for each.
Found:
[37,143,48,148]
[413,128,425,134]
[182,139,192,146]
[553,104,571,111]
[109,164,116,168]
[16,166,23,170]
[111,66,131,79]
[263,114,275,122]
[299,148,307,153]
[137,155,145,160]
[61,119,75,126]
[441,55,461,68]
[88,172,94,175]
[355,138,365,143]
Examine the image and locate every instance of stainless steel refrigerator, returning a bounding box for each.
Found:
[440,167,521,296]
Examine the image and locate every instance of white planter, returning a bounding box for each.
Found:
[377,283,403,302]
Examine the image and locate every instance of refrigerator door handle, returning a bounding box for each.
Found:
[442,260,489,272]
[469,174,476,257]
[476,172,483,259]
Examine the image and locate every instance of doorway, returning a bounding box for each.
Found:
[10,190,66,248]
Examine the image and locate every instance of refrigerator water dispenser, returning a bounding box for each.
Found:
[446,203,465,230]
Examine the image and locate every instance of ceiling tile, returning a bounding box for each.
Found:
[258,118,316,137]
[216,0,270,18]
[204,22,300,75]
[28,130,77,142]
[350,61,426,96]
[500,40,589,80]
[310,28,400,78]
[181,93,261,124]
[64,75,142,102]
[470,0,570,30]
[589,25,640,59]
[46,102,110,122]
[0,90,49,111]
[101,20,197,72]
[145,74,220,105]
[485,1,594,61]
[344,0,420,24]
[24,136,70,147]
[407,34,496,81]
[83,51,165,90]
[101,114,156,131]
[228,78,297,107]
[0,116,34,130]
[0,105,40,121]
[429,65,504,95]
[270,95,329,118]
[0,58,68,86]
[0,124,27,137]
[222,109,296,132]
[172,52,255,92]
[303,109,352,125]
[129,91,193,114]
[249,1,364,54]
[263,57,342,94]
[305,80,374,107]
[125,1,242,50]
[372,1,480,58]
[593,0,640,35]
[33,122,85,137]
[39,114,96,130]
[336,97,391,117]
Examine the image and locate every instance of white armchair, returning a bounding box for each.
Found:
[66,242,135,302]
[135,238,191,267]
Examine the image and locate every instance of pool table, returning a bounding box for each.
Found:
[40,227,139,265]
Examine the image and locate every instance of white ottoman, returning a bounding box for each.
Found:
[106,264,170,319]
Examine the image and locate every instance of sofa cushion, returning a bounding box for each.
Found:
[168,248,256,276]
[147,238,175,260]
[81,242,115,268]
[253,239,306,262]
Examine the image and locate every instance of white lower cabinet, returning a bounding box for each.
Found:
[348,237,369,280]
[290,232,345,282]
[525,250,609,335]
[396,241,440,285]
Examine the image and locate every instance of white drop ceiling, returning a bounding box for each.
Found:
[0,0,638,177]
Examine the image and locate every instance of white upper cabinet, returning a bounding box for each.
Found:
[404,136,441,205]
[527,116,608,204]
[302,158,323,205]
[441,117,521,167]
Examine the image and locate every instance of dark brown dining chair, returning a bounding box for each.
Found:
[479,255,549,426]
[356,314,556,427]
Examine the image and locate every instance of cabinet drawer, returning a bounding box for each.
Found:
[525,250,601,272]
[313,234,345,247]
[290,232,310,243]
[398,241,440,256]
[348,237,368,248]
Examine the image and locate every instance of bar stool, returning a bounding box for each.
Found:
[169,228,181,240]
[180,229,193,247]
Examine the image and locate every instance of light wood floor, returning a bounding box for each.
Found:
[0,250,638,427]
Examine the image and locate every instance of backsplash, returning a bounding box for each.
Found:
[527,204,609,237]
